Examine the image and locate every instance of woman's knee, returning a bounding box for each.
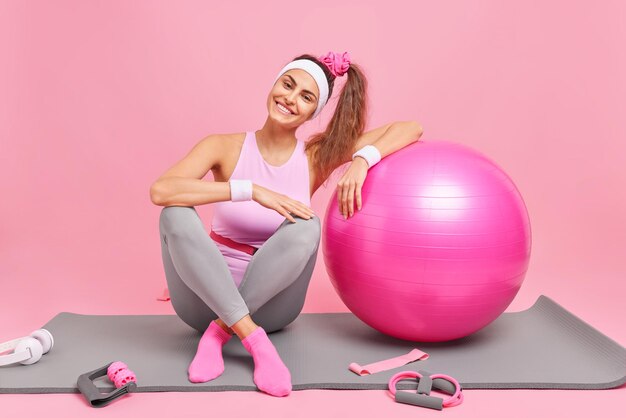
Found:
[159,206,200,237]
[283,216,321,254]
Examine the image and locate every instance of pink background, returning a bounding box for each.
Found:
[1,0,624,416]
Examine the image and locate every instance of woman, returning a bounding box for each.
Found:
[150,51,423,397]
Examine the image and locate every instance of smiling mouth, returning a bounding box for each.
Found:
[275,101,295,115]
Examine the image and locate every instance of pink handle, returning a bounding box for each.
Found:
[107,361,137,388]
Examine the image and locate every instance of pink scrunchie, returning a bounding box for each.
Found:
[319,51,351,77]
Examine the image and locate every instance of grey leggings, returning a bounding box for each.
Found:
[159,206,321,334]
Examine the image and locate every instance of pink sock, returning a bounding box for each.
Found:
[241,326,292,397]
[188,320,233,383]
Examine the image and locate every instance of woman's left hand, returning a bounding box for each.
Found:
[336,157,369,219]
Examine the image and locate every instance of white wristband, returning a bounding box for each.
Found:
[352,145,382,169]
[229,179,253,202]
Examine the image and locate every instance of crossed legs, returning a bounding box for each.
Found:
[159,205,320,334]
[158,206,320,396]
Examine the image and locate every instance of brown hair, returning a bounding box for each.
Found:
[289,54,369,186]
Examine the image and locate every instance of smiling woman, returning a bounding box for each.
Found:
[150,50,422,397]
[279,74,318,109]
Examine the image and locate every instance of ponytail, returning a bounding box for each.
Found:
[291,54,369,186]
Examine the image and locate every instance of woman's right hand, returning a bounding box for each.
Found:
[252,184,315,223]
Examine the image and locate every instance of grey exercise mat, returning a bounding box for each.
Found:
[1,295,624,394]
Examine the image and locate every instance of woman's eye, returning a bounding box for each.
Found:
[283,82,291,88]
[304,96,312,102]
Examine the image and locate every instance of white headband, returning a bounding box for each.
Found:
[273,59,329,119]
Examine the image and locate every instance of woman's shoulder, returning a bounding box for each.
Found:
[202,131,247,157]
[209,131,247,145]
[209,132,247,181]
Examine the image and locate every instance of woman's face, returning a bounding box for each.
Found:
[267,69,320,128]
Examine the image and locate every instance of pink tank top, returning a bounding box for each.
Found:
[211,131,311,287]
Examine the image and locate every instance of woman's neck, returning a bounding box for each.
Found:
[256,119,298,149]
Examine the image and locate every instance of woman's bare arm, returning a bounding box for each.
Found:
[149,135,231,207]
[151,134,315,221]
[150,177,232,207]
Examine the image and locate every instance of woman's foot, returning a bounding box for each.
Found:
[187,320,233,383]
[241,326,292,397]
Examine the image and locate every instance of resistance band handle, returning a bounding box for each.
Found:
[395,390,444,410]
[419,369,458,395]
[389,370,464,410]
[417,375,433,395]
[76,363,137,408]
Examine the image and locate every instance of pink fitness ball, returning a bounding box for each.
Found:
[322,140,532,342]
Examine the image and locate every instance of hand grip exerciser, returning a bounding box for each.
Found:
[76,361,137,407]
